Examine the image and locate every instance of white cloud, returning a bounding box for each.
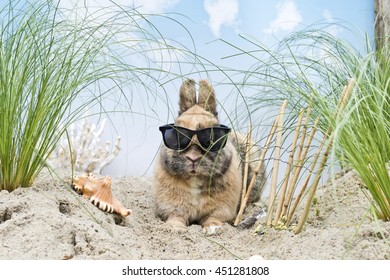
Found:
[322,9,340,37]
[322,9,333,22]
[263,0,302,34]
[58,0,129,22]
[132,0,180,14]
[204,0,239,37]
[57,0,184,71]
[58,0,180,20]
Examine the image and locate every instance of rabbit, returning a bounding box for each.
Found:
[154,79,266,235]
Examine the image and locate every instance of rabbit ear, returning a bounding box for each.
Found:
[179,79,196,115]
[198,80,218,117]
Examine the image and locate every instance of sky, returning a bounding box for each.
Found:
[4,0,375,176]
[134,0,374,59]
[100,0,374,177]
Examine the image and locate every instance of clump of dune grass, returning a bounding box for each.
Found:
[223,27,390,224]
[334,44,390,221]
[0,0,195,191]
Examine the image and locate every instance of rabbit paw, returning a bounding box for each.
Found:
[166,217,187,233]
[203,225,224,235]
[202,218,224,235]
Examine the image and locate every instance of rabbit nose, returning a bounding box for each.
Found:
[186,154,200,163]
[185,151,201,163]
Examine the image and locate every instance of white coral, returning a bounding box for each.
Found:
[49,118,121,174]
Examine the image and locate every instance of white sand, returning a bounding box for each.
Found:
[0,169,389,259]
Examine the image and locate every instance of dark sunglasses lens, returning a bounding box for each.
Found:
[162,127,191,150]
[197,127,229,152]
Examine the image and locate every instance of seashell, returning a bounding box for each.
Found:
[72,173,131,216]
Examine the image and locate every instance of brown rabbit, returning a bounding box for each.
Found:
[154,79,265,234]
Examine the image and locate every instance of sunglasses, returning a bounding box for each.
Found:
[159,123,231,152]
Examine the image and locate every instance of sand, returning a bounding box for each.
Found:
[0,168,389,260]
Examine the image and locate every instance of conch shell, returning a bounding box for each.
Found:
[72,173,131,216]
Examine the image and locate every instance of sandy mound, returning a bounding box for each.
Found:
[0,169,389,260]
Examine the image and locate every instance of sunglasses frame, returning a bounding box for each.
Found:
[159,123,231,152]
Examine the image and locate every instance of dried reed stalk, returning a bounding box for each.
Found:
[296,106,311,162]
[294,79,355,234]
[273,108,305,224]
[280,106,311,217]
[240,123,252,210]
[234,100,288,226]
[294,135,332,234]
[266,101,287,226]
[285,117,322,226]
[338,79,355,109]
[281,113,318,217]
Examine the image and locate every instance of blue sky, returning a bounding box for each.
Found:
[140,0,374,60]
[56,0,374,68]
[103,0,374,177]
[4,0,375,176]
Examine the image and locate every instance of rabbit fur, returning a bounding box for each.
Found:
[154,79,265,234]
